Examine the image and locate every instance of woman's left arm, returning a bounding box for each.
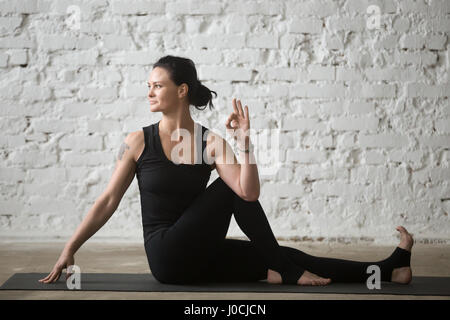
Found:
[232,99,260,201]
[236,138,260,201]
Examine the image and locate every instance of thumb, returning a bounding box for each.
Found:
[65,265,74,279]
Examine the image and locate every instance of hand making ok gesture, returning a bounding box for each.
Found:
[225,98,251,148]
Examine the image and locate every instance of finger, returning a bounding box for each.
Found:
[49,268,61,283]
[39,272,51,281]
[244,105,249,120]
[45,270,57,282]
[66,268,73,280]
[237,100,244,118]
[239,101,245,118]
[39,273,50,282]
[232,98,239,115]
[226,121,238,130]
[54,271,61,283]
[227,114,239,128]
[45,271,55,283]
[41,271,54,283]
[225,114,234,129]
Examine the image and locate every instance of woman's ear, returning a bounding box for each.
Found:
[178,83,188,99]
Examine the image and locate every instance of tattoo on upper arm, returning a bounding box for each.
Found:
[118,142,130,160]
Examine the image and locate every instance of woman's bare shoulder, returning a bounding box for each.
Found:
[128,130,145,163]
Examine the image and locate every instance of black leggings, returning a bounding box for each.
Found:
[145,177,410,284]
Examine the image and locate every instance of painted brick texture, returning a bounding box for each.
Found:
[0,0,449,245]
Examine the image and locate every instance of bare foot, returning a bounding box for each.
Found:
[391,226,413,284]
[267,269,332,286]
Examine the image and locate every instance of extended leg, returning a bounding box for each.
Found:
[198,238,412,284]
[277,226,414,283]
[280,245,411,283]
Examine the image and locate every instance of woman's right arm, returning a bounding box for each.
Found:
[39,131,142,283]
[62,192,119,256]
[38,193,117,284]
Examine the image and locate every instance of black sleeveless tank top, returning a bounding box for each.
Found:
[135,120,212,243]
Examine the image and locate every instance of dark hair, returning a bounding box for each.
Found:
[153,55,217,111]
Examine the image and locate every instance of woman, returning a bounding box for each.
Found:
[39,55,413,286]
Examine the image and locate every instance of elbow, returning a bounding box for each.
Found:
[242,192,260,202]
[239,180,260,202]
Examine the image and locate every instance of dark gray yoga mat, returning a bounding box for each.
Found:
[1,273,449,296]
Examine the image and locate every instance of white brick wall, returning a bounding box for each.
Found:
[0,0,449,245]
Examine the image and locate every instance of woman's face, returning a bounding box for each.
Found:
[147,67,187,113]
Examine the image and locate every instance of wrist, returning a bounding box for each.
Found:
[63,243,76,256]
[236,136,250,148]
[235,140,254,153]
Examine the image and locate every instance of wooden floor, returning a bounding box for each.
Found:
[0,240,449,300]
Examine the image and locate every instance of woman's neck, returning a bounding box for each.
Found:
[159,117,195,137]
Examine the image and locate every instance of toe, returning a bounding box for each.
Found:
[398,226,410,234]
